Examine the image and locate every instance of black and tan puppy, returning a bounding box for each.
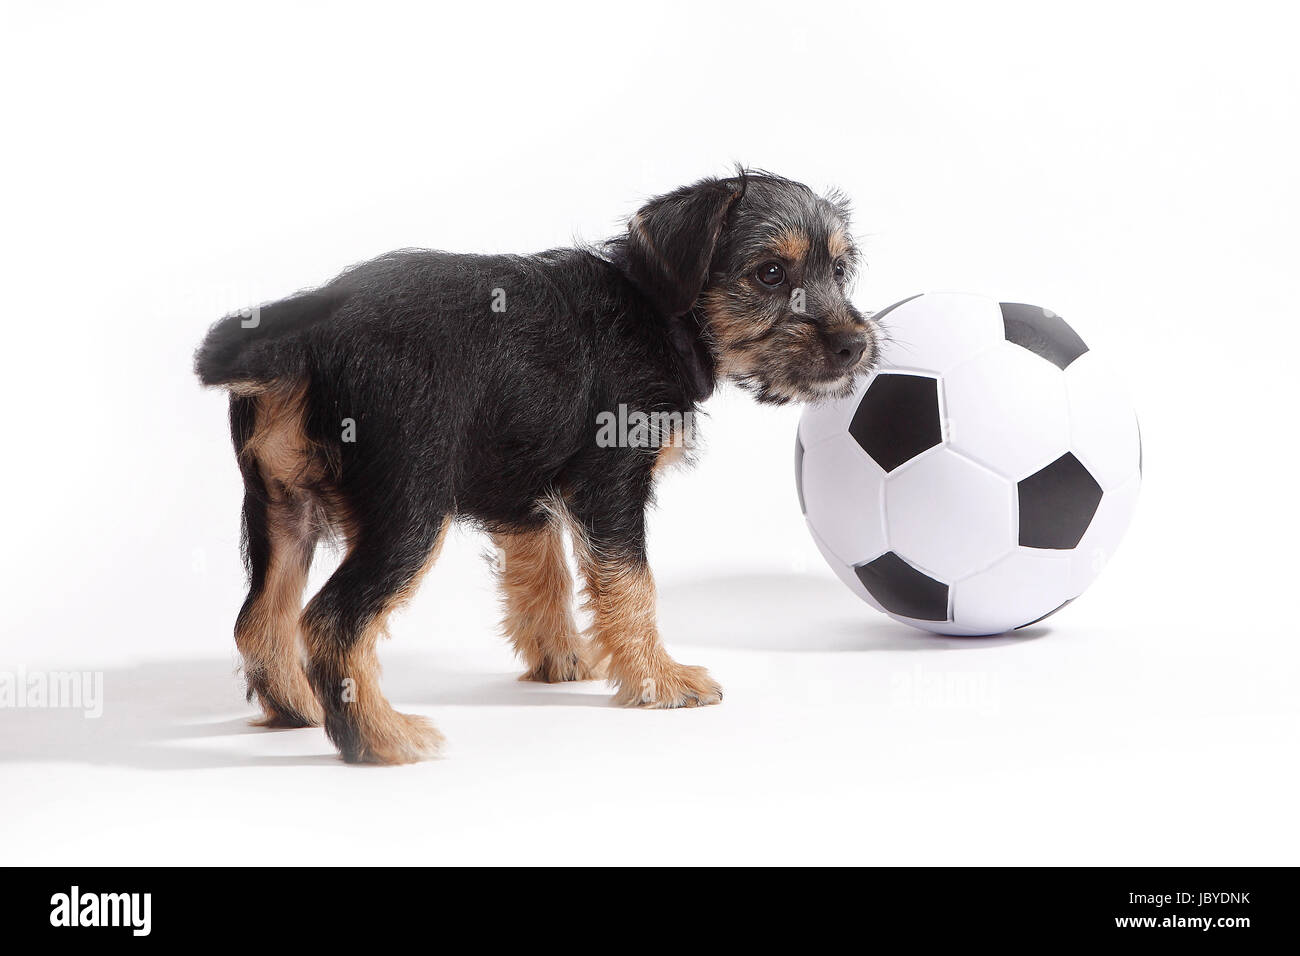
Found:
[195,170,876,763]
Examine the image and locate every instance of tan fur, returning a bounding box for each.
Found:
[236,503,323,727]
[492,523,601,682]
[772,226,810,262]
[701,223,856,392]
[701,285,815,389]
[828,225,852,261]
[564,510,721,708]
[310,637,444,765]
[240,383,325,493]
[655,442,686,473]
[233,383,324,726]
[699,287,759,377]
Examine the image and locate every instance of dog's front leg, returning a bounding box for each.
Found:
[569,518,722,709]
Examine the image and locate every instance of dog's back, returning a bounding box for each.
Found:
[196,246,689,535]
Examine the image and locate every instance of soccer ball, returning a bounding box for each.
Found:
[796,293,1140,636]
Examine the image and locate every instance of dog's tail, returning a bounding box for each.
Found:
[193,287,348,389]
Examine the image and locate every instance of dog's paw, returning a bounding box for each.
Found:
[519,647,608,683]
[348,711,446,765]
[249,677,324,728]
[251,705,322,729]
[615,662,723,709]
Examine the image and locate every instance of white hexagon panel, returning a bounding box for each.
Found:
[885,449,1016,583]
[950,550,1073,636]
[873,292,1005,375]
[945,341,1071,480]
[799,293,1140,636]
[1065,351,1142,492]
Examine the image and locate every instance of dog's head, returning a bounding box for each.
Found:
[618,170,876,404]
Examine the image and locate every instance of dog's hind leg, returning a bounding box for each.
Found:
[231,391,323,728]
[235,490,324,727]
[301,511,449,764]
[491,519,602,683]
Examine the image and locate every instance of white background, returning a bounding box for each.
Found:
[2,0,1296,865]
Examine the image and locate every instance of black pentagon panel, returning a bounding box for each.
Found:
[1016,598,1074,630]
[1018,453,1104,549]
[794,433,807,514]
[849,373,942,472]
[1001,302,1088,370]
[869,293,923,327]
[854,552,949,622]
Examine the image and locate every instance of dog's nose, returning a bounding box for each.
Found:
[827,330,868,369]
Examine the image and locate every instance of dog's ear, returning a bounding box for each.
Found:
[622,176,745,318]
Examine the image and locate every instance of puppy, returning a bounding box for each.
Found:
[195,170,877,763]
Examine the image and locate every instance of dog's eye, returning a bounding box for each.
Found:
[833,261,846,281]
[756,262,786,286]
